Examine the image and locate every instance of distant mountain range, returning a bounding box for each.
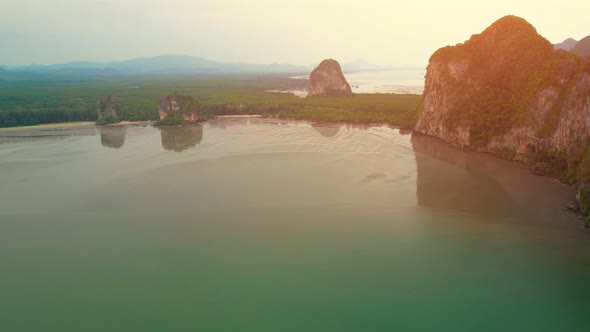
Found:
[554,38,577,51]
[4,55,310,75]
[1,55,412,76]
[571,35,590,58]
[554,36,590,58]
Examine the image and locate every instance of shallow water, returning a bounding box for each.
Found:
[278,69,425,97]
[346,69,425,94]
[1,118,589,331]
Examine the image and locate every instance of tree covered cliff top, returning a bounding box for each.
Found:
[426,15,588,147]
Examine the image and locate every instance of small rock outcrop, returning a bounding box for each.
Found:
[308,59,352,97]
[96,96,120,124]
[158,95,200,124]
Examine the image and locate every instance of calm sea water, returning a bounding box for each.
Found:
[275,69,425,97]
[346,69,425,94]
[1,118,589,331]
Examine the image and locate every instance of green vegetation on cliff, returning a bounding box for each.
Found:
[96,95,121,125]
[166,93,201,114]
[156,116,190,126]
[95,115,119,125]
[431,15,586,147]
[156,93,202,126]
[528,139,590,226]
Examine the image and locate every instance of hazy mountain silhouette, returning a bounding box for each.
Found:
[554,38,577,51]
[8,55,311,75]
[6,55,415,76]
[571,35,590,58]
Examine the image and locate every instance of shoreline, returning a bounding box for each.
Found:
[106,120,153,126]
[411,130,590,230]
[0,121,95,130]
[214,115,263,119]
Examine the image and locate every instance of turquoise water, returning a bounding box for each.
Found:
[1,118,589,331]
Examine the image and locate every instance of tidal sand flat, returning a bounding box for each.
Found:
[1,118,589,331]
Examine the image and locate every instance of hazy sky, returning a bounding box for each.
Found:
[0,0,588,67]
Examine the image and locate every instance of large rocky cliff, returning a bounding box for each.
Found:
[308,59,352,97]
[415,16,590,157]
[414,15,590,223]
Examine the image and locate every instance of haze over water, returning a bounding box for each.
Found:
[283,69,425,97]
[1,118,589,331]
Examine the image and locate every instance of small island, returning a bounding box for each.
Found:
[95,96,121,125]
[308,59,352,97]
[157,94,201,126]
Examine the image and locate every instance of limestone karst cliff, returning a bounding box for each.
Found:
[96,96,120,124]
[158,95,200,125]
[415,16,590,154]
[414,15,590,223]
[308,59,352,97]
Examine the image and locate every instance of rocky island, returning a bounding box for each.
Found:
[414,15,590,224]
[157,94,201,126]
[96,96,121,125]
[308,59,352,97]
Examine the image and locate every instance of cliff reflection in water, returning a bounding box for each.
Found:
[312,124,340,137]
[98,126,126,149]
[411,133,575,226]
[159,125,203,152]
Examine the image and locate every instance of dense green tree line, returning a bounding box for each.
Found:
[0,109,95,127]
[0,74,422,128]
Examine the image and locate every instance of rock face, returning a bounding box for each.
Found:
[158,95,199,123]
[308,59,352,97]
[571,35,590,59]
[96,96,120,120]
[554,38,578,51]
[415,15,590,157]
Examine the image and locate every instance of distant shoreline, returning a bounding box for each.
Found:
[0,121,95,130]
[0,117,268,131]
[214,115,262,119]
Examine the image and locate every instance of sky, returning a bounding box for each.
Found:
[0,0,588,67]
